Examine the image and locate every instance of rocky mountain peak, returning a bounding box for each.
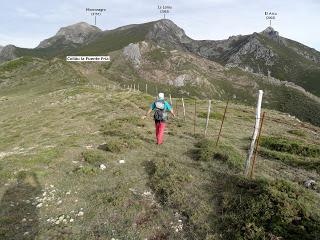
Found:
[261,27,280,39]
[37,22,101,48]
[56,22,101,38]
[0,45,17,63]
[146,19,192,49]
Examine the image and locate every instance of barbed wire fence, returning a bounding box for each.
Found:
[118,83,267,178]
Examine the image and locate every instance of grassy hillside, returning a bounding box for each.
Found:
[0,59,319,239]
[98,45,320,127]
[255,35,320,97]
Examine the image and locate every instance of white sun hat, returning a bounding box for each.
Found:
[158,92,164,99]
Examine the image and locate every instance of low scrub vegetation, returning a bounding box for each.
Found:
[194,139,243,170]
[261,136,320,158]
[217,176,320,239]
[82,149,106,165]
[260,148,320,173]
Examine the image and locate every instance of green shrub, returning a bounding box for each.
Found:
[102,137,140,153]
[261,136,320,157]
[260,148,320,173]
[73,166,97,175]
[146,159,190,205]
[217,176,320,239]
[82,150,106,165]
[195,139,243,170]
[288,129,306,137]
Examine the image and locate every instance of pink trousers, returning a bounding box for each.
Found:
[155,122,165,144]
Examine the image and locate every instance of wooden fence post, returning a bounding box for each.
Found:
[216,99,229,146]
[182,98,186,121]
[244,90,264,176]
[250,112,266,179]
[134,84,136,91]
[146,84,148,94]
[204,100,212,136]
[194,99,197,135]
[138,84,140,91]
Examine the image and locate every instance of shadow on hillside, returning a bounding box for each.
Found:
[0,171,41,240]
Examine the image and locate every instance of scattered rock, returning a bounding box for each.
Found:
[304,180,317,189]
[119,160,125,164]
[36,203,43,208]
[77,211,84,217]
[99,164,107,170]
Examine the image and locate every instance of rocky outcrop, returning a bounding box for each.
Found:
[123,43,141,66]
[0,45,17,63]
[260,27,285,45]
[146,19,192,50]
[226,35,277,67]
[37,22,101,48]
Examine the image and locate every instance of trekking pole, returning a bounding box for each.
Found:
[250,112,266,179]
[138,84,140,92]
[194,99,197,135]
[169,94,172,106]
[216,99,229,146]
[182,98,186,121]
[204,100,211,136]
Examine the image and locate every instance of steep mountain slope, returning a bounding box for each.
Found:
[2,19,319,96]
[0,19,319,125]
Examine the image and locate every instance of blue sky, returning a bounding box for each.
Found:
[1,0,319,50]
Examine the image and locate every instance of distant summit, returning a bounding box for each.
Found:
[37,22,102,48]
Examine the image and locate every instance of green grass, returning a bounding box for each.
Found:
[194,139,243,170]
[197,111,224,120]
[0,43,319,239]
[261,136,320,158]
[288,129,307,137]
[260,148,320,173]
[0,57,33,72]
[76,22,154,55]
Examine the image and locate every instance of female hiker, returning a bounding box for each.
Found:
[142,93,175,144]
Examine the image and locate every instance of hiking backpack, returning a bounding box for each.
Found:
[154,100,167,121]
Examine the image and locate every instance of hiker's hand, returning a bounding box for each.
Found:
[141,115,147,120]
